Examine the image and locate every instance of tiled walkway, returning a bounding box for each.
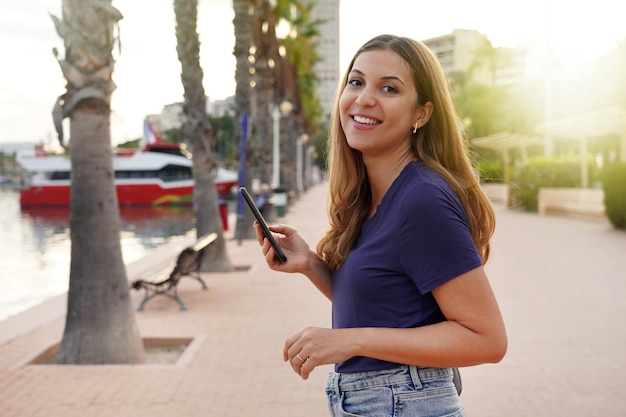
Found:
[1,182,624,416]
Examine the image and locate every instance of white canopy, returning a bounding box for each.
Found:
[472,107,626,187]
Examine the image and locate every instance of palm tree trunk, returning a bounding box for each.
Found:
[252,0,279,187]
[60,104,144,364]
[54,0,144,364]
[174,0,233,272]
[233,0,258,239]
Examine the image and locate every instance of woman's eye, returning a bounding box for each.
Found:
[347,78,363,87]
[382,85,398,93]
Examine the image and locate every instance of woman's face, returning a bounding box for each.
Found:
[339,49,419,160]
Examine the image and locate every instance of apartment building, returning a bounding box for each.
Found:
[305,0,340,119]
[423,28,551,93]
[423,29,492,86]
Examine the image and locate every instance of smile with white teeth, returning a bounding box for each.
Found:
[353,115,379,125]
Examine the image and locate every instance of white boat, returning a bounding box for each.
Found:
[17,143,238,207]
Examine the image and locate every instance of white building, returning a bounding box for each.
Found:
[423,29,557,95]
[423,29,492,85]
[304,0,340,119]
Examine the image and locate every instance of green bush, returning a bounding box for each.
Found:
[476,159,504,183]
[511,156,599,211]
[601,162,626,229]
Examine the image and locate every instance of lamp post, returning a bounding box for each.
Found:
[271,100,293,217]
[271,107,280,189]
[296,133,309,194]
[271,100,293,189]
[306,144,315,188]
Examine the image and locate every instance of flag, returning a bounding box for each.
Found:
[34,144,48,157]
[143,119,162,147]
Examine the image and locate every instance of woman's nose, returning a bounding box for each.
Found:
[355,87,376,107]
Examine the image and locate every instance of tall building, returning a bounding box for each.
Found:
[422,29,554,93]
[305,0,340,119]
[422,29,491,86]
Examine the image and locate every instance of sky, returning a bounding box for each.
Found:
[1,0,624,146]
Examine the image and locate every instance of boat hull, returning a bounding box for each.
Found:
[20,182,189,207]
[17,145,238,208]
[19,180,236,207]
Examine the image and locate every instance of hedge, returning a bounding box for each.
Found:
[601,162,626,229]
[511,156,600,211]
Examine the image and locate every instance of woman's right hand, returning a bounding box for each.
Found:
[253,222,312,273]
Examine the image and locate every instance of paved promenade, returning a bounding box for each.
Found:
[0,182,625,416]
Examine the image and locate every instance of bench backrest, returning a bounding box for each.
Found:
[175,232,218,276]
[191,232,218,251]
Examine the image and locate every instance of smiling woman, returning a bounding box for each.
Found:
[249,34,506,417]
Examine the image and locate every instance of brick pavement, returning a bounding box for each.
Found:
[1,182,625,416]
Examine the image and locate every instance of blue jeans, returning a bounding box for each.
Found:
[326,365,465,417]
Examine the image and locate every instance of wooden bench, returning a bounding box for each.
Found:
[538,188,606,218]
[130,232,218,311]
[481,183,510,206]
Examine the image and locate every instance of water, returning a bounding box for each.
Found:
[0,185,198,321]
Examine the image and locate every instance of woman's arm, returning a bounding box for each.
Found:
[357,266,507,366]
[285,266,507,379]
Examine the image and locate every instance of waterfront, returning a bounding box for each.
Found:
[0,185,198,321]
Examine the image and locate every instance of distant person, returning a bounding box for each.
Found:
[254,34,507,416]
[256,183,271,215]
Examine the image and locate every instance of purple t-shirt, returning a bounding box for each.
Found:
[332,161,482,373]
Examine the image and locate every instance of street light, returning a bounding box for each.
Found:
[306,144,316,187]
[296,133,309,193]
[271,100,293,189]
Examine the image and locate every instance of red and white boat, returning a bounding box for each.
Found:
[17,143,238,207]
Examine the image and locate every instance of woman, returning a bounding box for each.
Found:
[255,34,507,417]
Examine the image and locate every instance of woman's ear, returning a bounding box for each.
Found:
[414,102,433,129]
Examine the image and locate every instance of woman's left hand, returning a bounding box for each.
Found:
[283,327,354,380]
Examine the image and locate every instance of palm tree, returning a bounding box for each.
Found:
[252,0,281,187]
[52,0,145,364]
[273,0,322,197]
[232,0,322,234]
[231,0,281,236]
[275,0,322,126]
[174,0,234,272]
[233,0,257,239]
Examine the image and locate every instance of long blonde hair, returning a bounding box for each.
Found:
[317,34,495,270]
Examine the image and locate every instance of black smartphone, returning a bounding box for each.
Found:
[239,186,288,263]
